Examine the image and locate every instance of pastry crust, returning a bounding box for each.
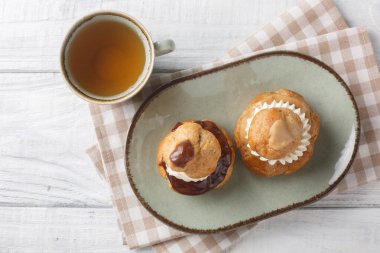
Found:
[234,89,320,177]
[158,122,221,178]
[157,120,235,192]
[249,108,303,159]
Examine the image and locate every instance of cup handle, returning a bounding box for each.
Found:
[154,39,175,56]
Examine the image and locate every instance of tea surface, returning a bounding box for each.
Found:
[67,18,146,97]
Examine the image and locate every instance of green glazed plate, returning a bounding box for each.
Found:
[126,51,360,233]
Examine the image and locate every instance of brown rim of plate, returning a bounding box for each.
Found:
[125,50,361,234]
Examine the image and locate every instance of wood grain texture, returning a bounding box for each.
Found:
[0,207,138,253]
[232,207,380,253]
[0,73,110,207]
[0,207,379,253]
[0,0,378,72]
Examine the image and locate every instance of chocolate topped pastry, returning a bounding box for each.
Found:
[157,120,235,195]
[234,89,320,177]
[170,140,195,168]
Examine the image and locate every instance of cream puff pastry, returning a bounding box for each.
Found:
[234,89,320,177]
[157,120,235,195]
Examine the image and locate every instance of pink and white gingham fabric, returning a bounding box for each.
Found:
[86,0,380,252]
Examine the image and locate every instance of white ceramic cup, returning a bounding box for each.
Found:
[60,11,175,104]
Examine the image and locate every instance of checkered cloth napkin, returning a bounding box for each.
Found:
[86,0,380,251]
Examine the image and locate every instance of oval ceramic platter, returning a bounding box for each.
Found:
[126,51,360,233]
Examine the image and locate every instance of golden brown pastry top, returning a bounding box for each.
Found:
[159,122,221,178]
[241,89,315,165]
[248,107,303,159]
[234,89,320,177]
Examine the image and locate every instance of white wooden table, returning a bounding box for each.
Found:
[1,1,379,252]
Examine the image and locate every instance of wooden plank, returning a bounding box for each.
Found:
[0,0,378,72]
[232,207,380,253]
[1,72,380,208]
[0,207,138,253]
[0,73,110,207]
[0,206,379,252]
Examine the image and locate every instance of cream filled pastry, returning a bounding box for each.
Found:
[157,120,235,195]
[234,89,320,177]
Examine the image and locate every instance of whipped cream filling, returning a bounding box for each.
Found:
[245,100,311,165]
[166,164,209,182]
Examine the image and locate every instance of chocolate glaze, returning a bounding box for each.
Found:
[161,120,232,195]
[171,122,183,131]
[169,140,194,167]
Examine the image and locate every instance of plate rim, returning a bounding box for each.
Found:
[125,50,361,234]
